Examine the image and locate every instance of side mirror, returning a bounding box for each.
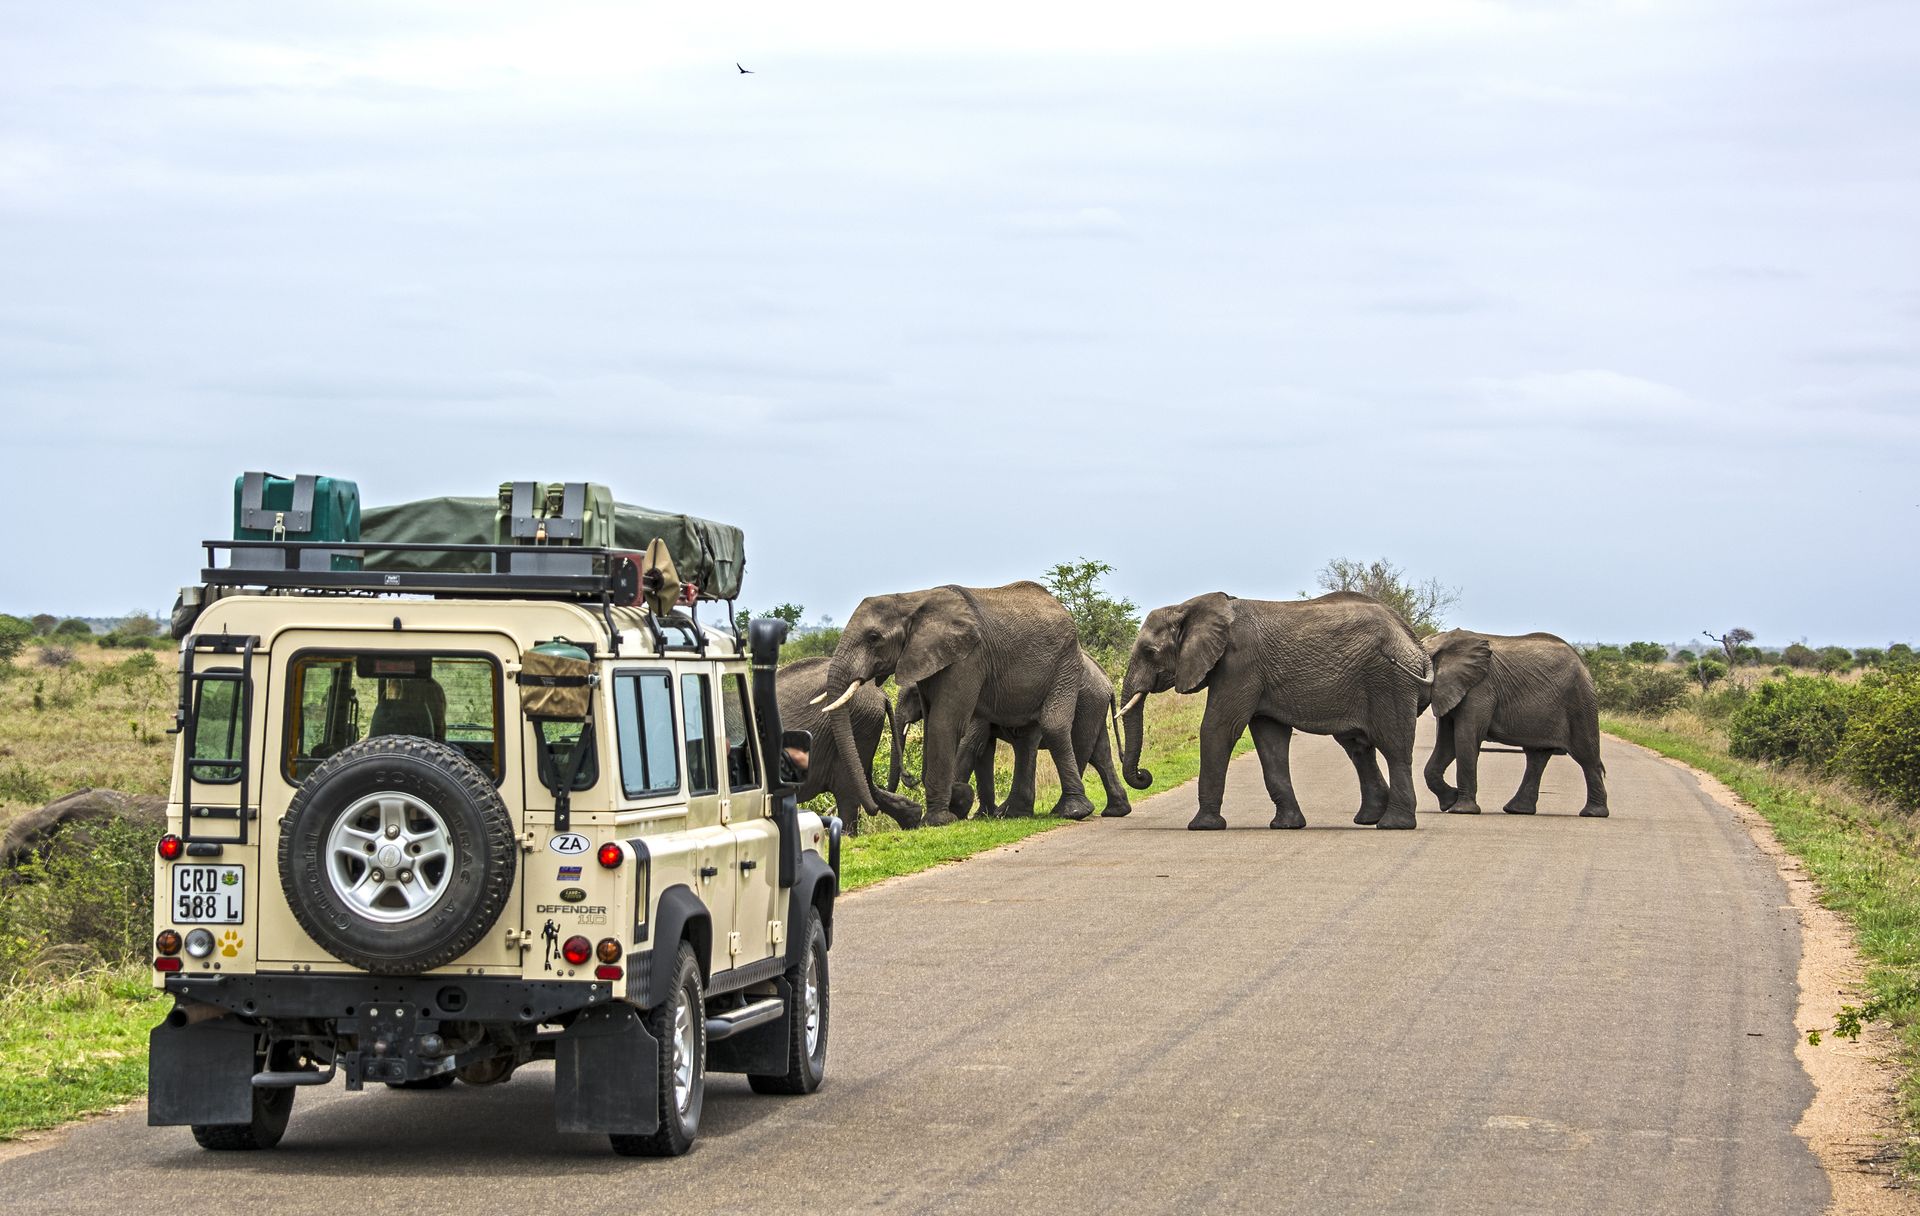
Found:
[780,728,813,782]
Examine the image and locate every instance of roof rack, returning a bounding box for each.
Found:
[202,539,632,599]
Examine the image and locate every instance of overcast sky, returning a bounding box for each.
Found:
[2,1,1914,645]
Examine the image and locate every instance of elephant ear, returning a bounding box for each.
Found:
[1431,634,1493,717]
[898,590,982,688]
[1174,593,1234,694]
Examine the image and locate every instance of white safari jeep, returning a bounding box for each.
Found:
[148,495,839,1157]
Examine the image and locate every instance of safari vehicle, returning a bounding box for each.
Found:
[148,477,840,1157]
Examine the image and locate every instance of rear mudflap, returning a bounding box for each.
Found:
[553,1003,660,1135]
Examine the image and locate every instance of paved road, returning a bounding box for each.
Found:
[0,721,1827,1214]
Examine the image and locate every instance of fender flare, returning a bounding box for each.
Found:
[785,849,838,962]
[644,884,711,1010]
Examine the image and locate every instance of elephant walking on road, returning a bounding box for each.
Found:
[1423,630,1609,817]
[1118,592,1432,831]
[816,582,1094,827]
[779,657,921,834]
[894,649,1133,821]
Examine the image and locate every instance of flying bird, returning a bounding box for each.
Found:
[737,62,753,74]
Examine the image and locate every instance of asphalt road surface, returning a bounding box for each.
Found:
[0,720,1827,1215]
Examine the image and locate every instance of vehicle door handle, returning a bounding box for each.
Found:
[700,865,719,879]
[739,860,757,872]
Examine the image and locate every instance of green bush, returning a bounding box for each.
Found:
[1835,671,1920,812]
[1697,683,1751,723]
[1781,642,1817,669]
[780,627,841,664]
[1728,676,1862,772]
[1622,641,1667,663]
[0,818,158,983]
[0,615,31,664]
[1589,660,1690,715]
[51,619,92,641]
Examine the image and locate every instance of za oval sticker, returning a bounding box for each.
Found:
[547,833,590,856]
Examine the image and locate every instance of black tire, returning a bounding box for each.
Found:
[385,1071,458,1091]
[277,736,516,975]
[749,909,829,1095]
[191,1045,295,1151]
[610,945,706,1158]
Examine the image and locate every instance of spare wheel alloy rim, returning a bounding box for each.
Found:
[325,791,456,923]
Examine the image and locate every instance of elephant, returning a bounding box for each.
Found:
[815,582,1095,828]
[1422,630,1609,817]
[892,649,1134,821]
[1118,591,1432,831]
[778,656,921,834]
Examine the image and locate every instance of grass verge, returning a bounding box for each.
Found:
[1604,713,1920,1170]
[0,965,165,1140]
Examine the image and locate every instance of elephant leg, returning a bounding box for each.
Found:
[918,694,974,830]
[1037,689,1095,822]
[1001,730,1040,818]
[1089,716,1132,818]
[1424,720,1459,811]
[1446,719,1485,815]
[954,719,993,819]
[1574,731,1610,817]
[1372,717,1419,830]
[1248,718,1304,829]
[1342,735,1389,825]
[1503,749,1550,815]
[1188,701,1246,831]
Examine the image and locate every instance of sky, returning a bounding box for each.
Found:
[1,0,1915,645]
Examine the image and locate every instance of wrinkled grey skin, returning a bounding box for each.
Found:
[778,657,921,834]
[1423,629,1609,817]
[820,582,1094,827]
[1119,591,1432,831]
[894,650,1133,821]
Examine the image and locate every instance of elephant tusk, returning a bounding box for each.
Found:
[818,680,864,713]
[1119,692,1145,715]
[809,689,830,705]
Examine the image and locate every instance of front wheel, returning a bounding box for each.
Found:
[610,944,706,1157]
[749,910,829,1095]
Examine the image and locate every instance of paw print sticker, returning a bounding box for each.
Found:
[218,930,244,958]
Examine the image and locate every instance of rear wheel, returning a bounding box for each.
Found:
[191,1045,295,1151]
[385,1071,458,1091]
[609,944,706,1157]
[749,909,829,1095]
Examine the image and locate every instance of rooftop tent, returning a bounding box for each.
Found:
[358,495,745,601]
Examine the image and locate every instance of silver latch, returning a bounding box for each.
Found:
[505,927,534,951]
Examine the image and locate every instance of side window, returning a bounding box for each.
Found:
[721,673,759,792]
[614,671,681,798]
[681,674,717,796]
[189,669,244,784]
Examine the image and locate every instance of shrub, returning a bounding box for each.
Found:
[1674,649,1697,663]
[1887,643,1916,671]
[1835,671,1920,812]
[0,761,53,805]
[1589,660,1690,715]
[0,614,31,664]
[1817,646,1853,675]
[1046,559,1142,657]
[1698,683,1751,723]
[1781,642,1817,669]
[116,611,160,638]
[36,645,75,668]
[1855,647,1885,669]
[1728,676,1862,772]
[780,627,841,664]
[1692,657,1727,690]
[29,613,57,635]
[1622,641,1667,664]
[51,619,92,640]
[0,818,157,982]
[1771,665,1791,677]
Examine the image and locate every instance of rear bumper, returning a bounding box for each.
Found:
[164,970,612,1024]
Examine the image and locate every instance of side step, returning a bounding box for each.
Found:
[705,997,783,1043]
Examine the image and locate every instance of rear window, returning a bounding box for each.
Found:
[284,652,502,782]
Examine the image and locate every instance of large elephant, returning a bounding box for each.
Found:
[893,649,1133,821]
[1422,630,1609,817]
[778,657,921,834]
[1118,591,1432,831]
[815,582,1094,827]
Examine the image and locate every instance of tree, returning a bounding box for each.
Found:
[1888,643,1916,671]
[1622,642,1666,664]
[1693,656,1727,691]
[1042,559,1140,658]
[1781,642,1817,669]
[52,618,92,640]
[1312,557,1457,638]
[0,614,31,664]
[118,610,160,638]
[1854,648,1885,668]
[735,603,805,634]
[1675,649,1697,663]
[29,613,56,635]
[1704,627,1754,670]
[1817,646,1852,675]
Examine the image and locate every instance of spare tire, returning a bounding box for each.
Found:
[278,736,516,975]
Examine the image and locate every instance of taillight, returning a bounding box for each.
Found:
[596,938,622,964]
[157,834,183,861]
[594,964,623,981]
[597,842,623,870]
[154,956,183,972]
[562,935,592,967]
[155,930,182,956]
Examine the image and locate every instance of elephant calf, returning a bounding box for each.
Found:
[1423,630,1609,817]
[779,656,921,834]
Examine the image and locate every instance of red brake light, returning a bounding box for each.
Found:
[597,843,623,870]
[157,834,183,861]
[594,964,623,981]
[562,935,592,967]
[154,956,183,972]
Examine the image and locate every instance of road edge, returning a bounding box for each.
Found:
[1608,733,1914,1215]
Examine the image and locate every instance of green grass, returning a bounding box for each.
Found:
[1605,713,1920,1169]
[837,689,1253,890]
[0,966,165,1139]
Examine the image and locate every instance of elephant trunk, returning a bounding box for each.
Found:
[825,691,878,826]
[1119,688,1153,791]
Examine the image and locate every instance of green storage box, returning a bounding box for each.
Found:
[231,472,361,571]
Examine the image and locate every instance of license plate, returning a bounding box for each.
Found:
[172,865,244,923]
